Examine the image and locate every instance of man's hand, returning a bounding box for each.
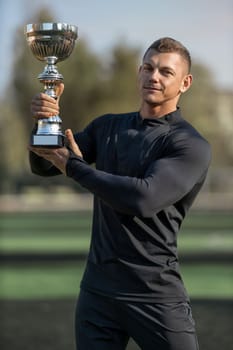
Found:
[65,129,82,157]
[29,146,70,174]
[31,83,64,119]
[29,129,83,175]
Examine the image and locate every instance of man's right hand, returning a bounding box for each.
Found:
[30,83,64,119]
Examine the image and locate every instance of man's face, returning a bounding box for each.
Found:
[138,49,191,107]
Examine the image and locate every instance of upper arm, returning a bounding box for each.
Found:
[138,137,211,213]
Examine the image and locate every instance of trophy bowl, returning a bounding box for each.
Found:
[25,23,78,63]
[25,23,78,147]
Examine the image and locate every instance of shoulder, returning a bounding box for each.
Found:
[166,115,211,165]
[169,113,210,147]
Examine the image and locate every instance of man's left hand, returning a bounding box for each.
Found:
[29,129,83,175]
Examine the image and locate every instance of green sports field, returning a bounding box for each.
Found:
[0,210,232,299]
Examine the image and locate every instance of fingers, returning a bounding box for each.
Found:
[28,146,56,159]
[30,92,59,118]
[56,83,65,100]
[65,129,75,144]
[65,129,83,158]
[30,83,64,119]
[28,145,69,161]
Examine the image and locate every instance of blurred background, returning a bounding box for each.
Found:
[0,1,232,349]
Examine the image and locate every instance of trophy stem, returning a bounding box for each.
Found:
[38,59,64,84]
[43,82,59,99]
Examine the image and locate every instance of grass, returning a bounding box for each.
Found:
[181,211,233,230]
[0,210,232,299]
[0,210,233,253]
[0,235,90,252]
[0,263,232,299]
[178,232,233,252]
[0,211,91,253]
[181,264,233,298]
[1,232,233,253]
[0,262,86,299]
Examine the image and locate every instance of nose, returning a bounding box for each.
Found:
[149,69,159,82]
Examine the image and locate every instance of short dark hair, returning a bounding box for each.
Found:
[143,37,191,73]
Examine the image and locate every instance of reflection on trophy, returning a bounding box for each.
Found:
[24,23,78,147]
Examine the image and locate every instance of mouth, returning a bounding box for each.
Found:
[143,86,162,92]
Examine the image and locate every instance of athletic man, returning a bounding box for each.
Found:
[29,37,211,349]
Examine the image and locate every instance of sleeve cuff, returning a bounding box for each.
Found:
[66,153,88,179]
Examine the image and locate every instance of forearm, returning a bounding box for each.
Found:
[67,156,148,215]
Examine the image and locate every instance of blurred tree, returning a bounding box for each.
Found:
[58,39,104,131]
[180,63,233,165]
[180,63,217,131]
[60,40,141,131]
[0,102,28,192]
[98,41,140,114]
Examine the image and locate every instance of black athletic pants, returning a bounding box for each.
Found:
[75,289,199,350]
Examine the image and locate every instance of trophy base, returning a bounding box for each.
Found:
[31,134,64,147]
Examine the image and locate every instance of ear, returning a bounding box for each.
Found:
[180,74,193,93]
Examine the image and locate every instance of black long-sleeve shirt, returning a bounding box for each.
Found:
[30,109,211,302]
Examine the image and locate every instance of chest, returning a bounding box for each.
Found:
[95,121,170,176]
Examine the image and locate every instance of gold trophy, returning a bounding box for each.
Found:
[25,23,78,147]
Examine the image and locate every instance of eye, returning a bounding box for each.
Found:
[161,69,174,77]
[143,64,153,72]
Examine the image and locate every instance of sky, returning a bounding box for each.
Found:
[0,0,232,97]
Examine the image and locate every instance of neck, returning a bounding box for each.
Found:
[139,99,179,119]
[140,103,178,119]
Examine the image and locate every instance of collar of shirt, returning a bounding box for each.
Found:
[136,107,182,127]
